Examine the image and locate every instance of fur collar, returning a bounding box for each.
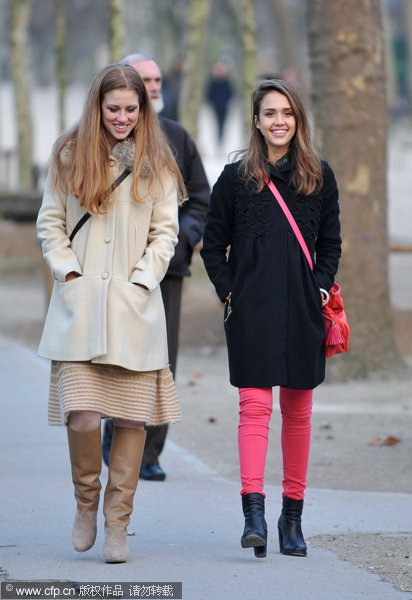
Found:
[111,138,135,169]
[60,137,149,177]
[112,138,150,177]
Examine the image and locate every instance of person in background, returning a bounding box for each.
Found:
[206,61,234,146]
[161,58,185,121]
[201,79,341,558]
[101,53,210,482]
[37,65,184,563]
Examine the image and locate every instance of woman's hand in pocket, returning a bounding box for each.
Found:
[65,271,80,282]
[133,283,149,290]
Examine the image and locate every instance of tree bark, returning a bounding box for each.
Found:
[404,0,412,106]
[9,0,34,191]
[241,0,256,138]
[179,0,210,141]
[270,0,302,78]
[307,0,404,378]
[55,0,66,134]
[381,1,397,110]
[225,0,256,139]
[108,0,124,63]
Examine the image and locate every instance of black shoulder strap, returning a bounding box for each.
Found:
[69,168,131,243]
[105,167,132,196]
[69,212,91,242]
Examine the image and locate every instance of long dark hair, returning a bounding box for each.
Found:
[237,79,323,195]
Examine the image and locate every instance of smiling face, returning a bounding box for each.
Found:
[254,90,296,162]
[101,88,139,147]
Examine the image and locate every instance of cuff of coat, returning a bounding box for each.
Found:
[314,266,336,292]
[129,267,158,292]
[179,217,203,249]
[53,259,83,283]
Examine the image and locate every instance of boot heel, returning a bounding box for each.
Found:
[254,543,267,558]
[278,525,283,553]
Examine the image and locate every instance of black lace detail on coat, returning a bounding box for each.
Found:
[232,178,271,239]
[288,191,322,244]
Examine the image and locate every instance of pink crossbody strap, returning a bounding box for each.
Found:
[265,177,314,271]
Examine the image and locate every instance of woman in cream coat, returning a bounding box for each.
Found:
[37,65,184,563]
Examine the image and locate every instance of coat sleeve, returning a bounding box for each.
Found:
[178,129,210,249]
[314,162,341,292]
[160,117,210,249]
[166,126,210,277]
[36,173,83,283]
[130,175,179,291]
[200,164,235,303]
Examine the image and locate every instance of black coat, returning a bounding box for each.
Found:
[159,116,210,277]
[201,156,341,389]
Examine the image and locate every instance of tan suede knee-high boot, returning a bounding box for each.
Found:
[103,427,146,563]
[67,426,102,552]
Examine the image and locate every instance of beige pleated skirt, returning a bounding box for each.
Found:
[48,361,181,426]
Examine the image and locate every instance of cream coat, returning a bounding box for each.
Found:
[37,158,179,372]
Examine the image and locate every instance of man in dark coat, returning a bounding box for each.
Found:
[102,54,210,480]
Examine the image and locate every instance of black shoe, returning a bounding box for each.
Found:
[241,493,267,558]
[102,419,113,467]
[278,496,307,557]
[139,463,166,481]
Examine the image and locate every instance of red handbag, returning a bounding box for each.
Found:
[266,178,349,358]
[321,282,350,357]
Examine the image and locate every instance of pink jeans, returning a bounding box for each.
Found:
[238,387,313,500]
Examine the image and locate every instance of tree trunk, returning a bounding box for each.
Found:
[241,0,256,138]
[270,0,302,79]
[9,0,34,191]
[381,1,397,111]
[307,0,404,379]
[179,0,210,141]
[226,0,256,139]
[404,0,412,106]
[108,0,124,63]
[55,0,66,134]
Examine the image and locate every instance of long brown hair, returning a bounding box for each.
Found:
[51,64,184,213]
[238,79,322,195]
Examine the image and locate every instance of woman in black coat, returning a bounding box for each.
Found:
[201,80,341,559]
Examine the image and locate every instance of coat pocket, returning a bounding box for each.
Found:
[39,274,106,360]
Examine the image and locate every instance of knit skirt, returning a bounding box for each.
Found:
[48,361,180,426]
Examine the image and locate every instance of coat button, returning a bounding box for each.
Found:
[104,236,111,243]
[102,272,109,279]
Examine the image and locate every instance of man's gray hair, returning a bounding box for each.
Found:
[119,53,157,66]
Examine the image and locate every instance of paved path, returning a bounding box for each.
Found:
[1,338,411,600]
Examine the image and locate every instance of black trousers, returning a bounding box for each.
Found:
[142,275,183,465]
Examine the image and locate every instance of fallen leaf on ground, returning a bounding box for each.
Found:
[368,436,401,446]
[368,437,382,446]
[382,436,401,446]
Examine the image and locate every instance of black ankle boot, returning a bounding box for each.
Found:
[277,496,307,556]
[241,493,267,558]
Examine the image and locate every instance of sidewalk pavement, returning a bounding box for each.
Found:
[1,337,411,600]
